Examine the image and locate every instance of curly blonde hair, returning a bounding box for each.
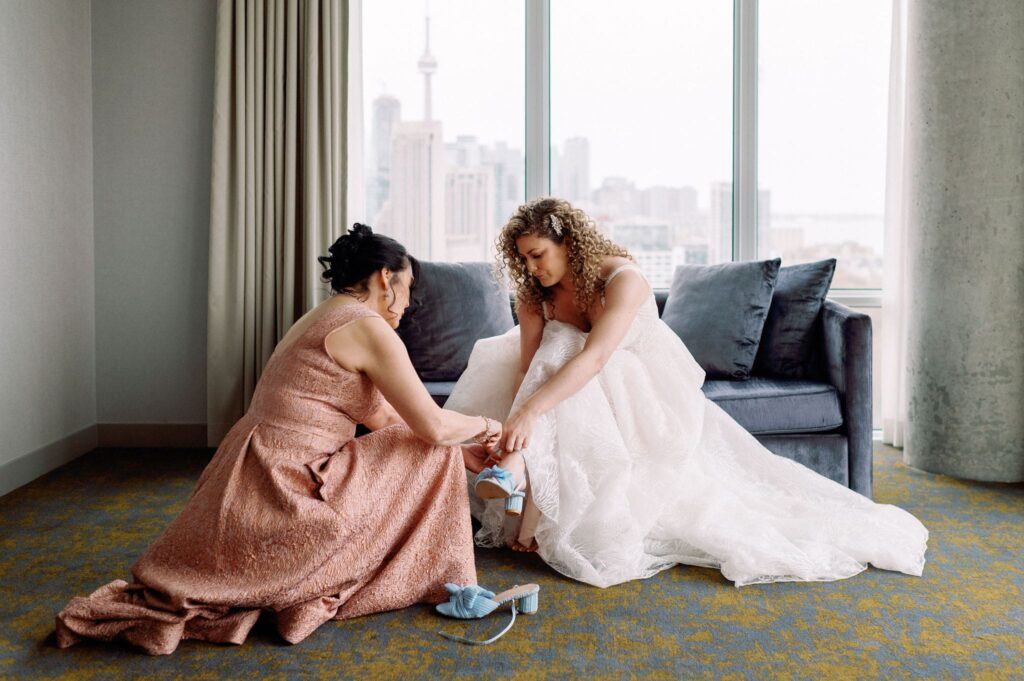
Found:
[496,197,632,316]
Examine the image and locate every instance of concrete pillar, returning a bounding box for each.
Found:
[903,0,1024,481]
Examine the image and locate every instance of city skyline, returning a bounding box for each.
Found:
[366,82,884,289]
[363,6,885,289]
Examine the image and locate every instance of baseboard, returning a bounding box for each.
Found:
[96,423,208,448]
[0,425,98,497]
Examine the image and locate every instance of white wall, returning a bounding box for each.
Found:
[91,0,215,425]
[0,1,96,469]
[1,0,216,493]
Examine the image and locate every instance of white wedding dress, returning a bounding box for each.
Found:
[445,264,928,588]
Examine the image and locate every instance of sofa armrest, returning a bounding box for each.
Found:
[821,299,873,498]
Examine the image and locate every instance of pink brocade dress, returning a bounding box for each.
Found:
[55,304,476,655]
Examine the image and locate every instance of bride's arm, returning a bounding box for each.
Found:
[512,300,545,396]
[501,271,650,453]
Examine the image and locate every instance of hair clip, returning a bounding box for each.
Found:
[549,214,564,237]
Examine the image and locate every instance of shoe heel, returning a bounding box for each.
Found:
[504,494,524,516]
[516,591,539,615]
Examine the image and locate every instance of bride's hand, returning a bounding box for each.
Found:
[501,407,538,454]
[482,421,504,463]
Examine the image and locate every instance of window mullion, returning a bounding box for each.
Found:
[734,0,758,261]
[525,0,550,200]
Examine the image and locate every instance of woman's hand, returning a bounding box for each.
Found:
[501,405,539,454]
[462,444,490,474]
[474,417,503,457]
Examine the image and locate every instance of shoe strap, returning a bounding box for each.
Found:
[438,602,519,646]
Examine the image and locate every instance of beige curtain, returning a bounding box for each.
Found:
[881,0,908,448]
[207,0,347,445]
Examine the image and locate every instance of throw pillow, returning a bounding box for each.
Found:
[662,258,781,380]
[753,258,837,379]
[397,261,514,381]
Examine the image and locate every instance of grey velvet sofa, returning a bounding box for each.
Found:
[404,282,874,500]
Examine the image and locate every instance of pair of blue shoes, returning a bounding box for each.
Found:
[474,466,526,516]
[435,583,541,645]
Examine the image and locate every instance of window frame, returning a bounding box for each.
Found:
[522,0,882,306]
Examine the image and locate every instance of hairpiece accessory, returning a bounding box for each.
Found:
[549,214,564,237]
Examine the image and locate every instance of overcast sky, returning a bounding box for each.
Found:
[362,0,892,215]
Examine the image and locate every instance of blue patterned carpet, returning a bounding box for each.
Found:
[1,443,1022,680]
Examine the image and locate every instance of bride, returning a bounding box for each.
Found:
[444,197,928,589]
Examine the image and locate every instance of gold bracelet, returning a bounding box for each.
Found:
[473,416,493,445]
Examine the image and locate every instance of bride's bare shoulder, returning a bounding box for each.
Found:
[598,256,636,280]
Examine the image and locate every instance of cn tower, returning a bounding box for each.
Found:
[418,13,437,122]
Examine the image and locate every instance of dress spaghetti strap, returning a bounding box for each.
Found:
[604,263,645,287]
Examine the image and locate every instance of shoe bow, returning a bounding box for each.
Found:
[441,583,497,618]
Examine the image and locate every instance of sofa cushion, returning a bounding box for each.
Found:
[661,259,781,380]
[754,258,836,379]
[424,381,456,407]
[397,262,514,381]
[702,377,843,435]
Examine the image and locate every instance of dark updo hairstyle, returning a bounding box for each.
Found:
[318,223,419,317]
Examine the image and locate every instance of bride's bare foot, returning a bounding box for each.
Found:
[508,537,538,552]
[507,493,541,553]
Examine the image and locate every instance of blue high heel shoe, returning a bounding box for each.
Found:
[435,583,541,645]
[474,466,526,516]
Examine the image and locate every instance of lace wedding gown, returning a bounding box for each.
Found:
[445,265,928,589]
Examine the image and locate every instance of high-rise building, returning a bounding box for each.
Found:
[611,222,672,252]
[445,165,495,261]
[631,250,675,289]
[389,121,445,260]
[367,93,400,222]
[379,10,446,260]
[445,136,497,260]
[483,141,524,229]
[446,135,482,168]
[641,185,701,247]
[554,137,590,204]
[592,177,640,223]
[680,243,709,265]
[642,186,698,222]
[710,181,732,263]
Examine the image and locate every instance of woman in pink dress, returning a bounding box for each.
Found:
[56,224,499,655]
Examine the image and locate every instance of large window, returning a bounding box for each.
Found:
[358,0,890,427]
[550,0,733,288]
[359,2,891,288]
[362,0,524,262]
[758,1,890,289]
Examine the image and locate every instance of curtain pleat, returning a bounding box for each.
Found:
[881,0,908,449]
[208,0,347,446]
